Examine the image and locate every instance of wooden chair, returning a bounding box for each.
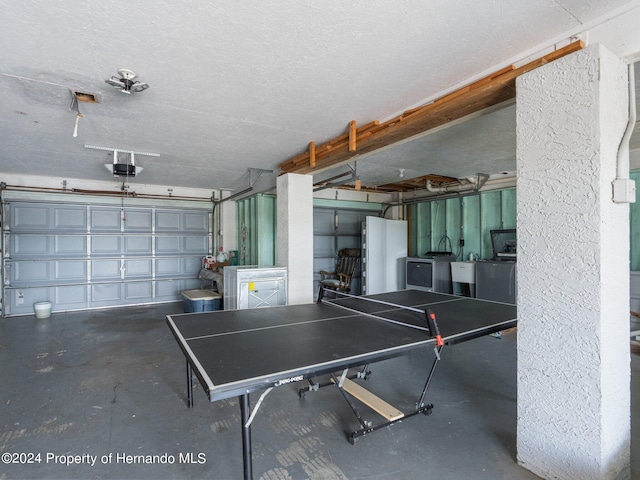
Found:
[319,248,361,294]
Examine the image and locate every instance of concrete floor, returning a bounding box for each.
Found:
[0,303,638,480]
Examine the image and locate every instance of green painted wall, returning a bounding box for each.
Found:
[407,187,516,260]
[236,194,276,266]
[407,178,640,268]
[235,177,640,269]
[235,196,383,267]
[630,171,640,271]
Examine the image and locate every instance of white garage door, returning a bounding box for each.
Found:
[2,191,212,316]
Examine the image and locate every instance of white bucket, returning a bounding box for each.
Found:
[34,301,52,319]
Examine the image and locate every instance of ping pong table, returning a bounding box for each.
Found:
[167,288,516,480]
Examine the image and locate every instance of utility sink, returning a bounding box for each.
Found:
[450,261,476,284]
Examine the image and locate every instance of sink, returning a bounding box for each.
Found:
[451,261,475,284]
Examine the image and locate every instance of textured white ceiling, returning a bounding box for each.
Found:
[0,1,638,192]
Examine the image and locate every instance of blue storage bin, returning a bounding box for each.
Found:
[182,289,222,313]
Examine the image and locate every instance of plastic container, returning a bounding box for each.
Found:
[34,301,52,319]
[216,247,229,263]
[181,289,222,313]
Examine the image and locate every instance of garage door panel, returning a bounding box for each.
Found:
[4,199,211,316]
[91,284,121,303]
[184,256,202,273]
[184,278,201,290]
[55,260,86,280]
[91,208,121,231]
[314,209,333,234]
[125,259,152,277]
[8,286,49,315]
[12,235,49,256]
[156,236,180,253]
[123,209,152,231]
[124,282,152,302]
[12,205,49,230]
[12,261,50,282]
[54,236,86,255]
[53,206,86,230]
[156,280,179,301]
[313,207,367,296]
[92,236,121,255]
[124,236,152,254]
[156,211,181,231]
[156,258,181,275]
[184,236,208,253]
[91,259,121,279]
[56,285,88,306]
[156,279,199,301]
[184,212,209,232]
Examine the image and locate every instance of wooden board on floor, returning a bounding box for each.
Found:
[332,377,404,421]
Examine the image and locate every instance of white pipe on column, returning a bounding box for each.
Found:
[618,63,636,178]
[613,63,637,203]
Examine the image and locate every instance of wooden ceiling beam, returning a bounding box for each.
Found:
[278,40,585,176]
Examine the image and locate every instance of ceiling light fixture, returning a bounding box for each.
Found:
[105,68,149,94]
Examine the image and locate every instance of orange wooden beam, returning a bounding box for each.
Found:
[278,40,584,176]
[348,120,357,152]
[309,141,315,168]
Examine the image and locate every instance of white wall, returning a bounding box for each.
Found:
[277,173,314,305]
[0,172,215,199]
[516,44,630,480]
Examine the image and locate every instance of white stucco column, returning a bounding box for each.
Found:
[277,173,314,305]
[516,44,630,480]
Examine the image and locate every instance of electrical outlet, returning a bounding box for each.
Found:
[459,239,465,247]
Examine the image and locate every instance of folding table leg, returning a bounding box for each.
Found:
[240,394,253,480]
[339,348,443,444]
[417,345,443,408]
[186,361,193,408]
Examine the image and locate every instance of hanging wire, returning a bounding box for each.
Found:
[69,94,84,138]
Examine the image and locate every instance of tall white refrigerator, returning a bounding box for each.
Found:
[361,216,408,295]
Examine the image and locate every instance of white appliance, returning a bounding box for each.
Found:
[361,217,407,295]
[450,261,476,297]
[223,266,287,310]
